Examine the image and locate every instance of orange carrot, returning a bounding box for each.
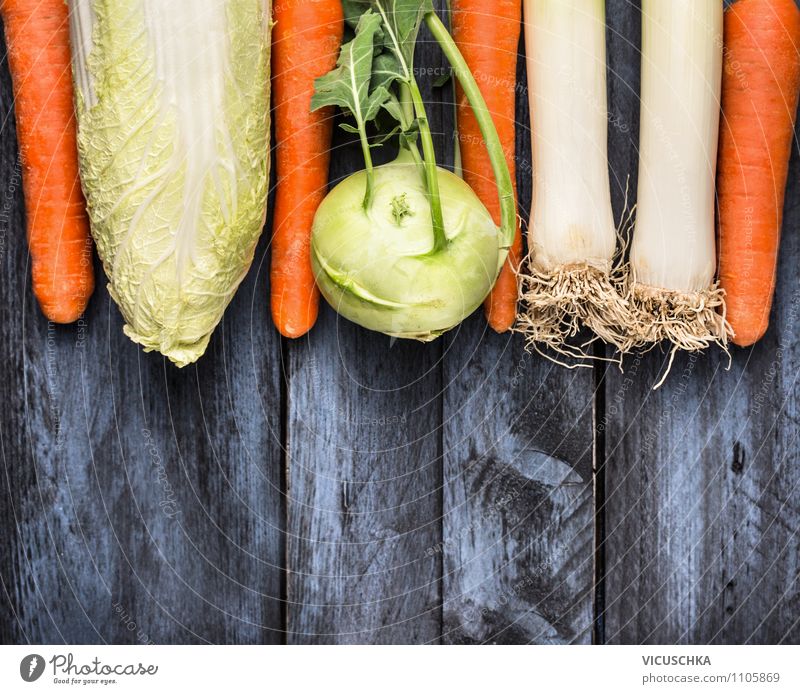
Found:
[1,0,93,323]
[451,0,522,334]
[270,0,343,338]
[717,0,800,347]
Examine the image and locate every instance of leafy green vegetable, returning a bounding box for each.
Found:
[68,1,271,367]
[360,0,434,86]
[342,0,368,29]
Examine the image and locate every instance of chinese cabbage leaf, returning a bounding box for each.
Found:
[68,0,271,366]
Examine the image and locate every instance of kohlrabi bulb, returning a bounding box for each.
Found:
[311,155,505,340]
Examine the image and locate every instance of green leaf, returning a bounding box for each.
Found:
[399,129,419,149]
[346,0,433,83]
[372,52,403,92]
[380,95,405,124]
[433,68,452,89]
[373,125,402,145]
[311,11,388,130]
[342,0,368,29]
[371,0,434,78]
[364,85,391,123]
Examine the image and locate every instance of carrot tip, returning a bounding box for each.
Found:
[730,325,767,349]
[487,319,513,334]
[40,302,91,325]
[483,298,516,334]
[277,325,314,339]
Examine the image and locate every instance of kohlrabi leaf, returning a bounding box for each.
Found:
[432,69,452,89]
[372,52,402,92]
[68,0,271,367]
[344,0,433,84]
[373,125,402,145]
[342,0,368,30]
[370,0,434,80]
[399,127,420,150]
[312,11,389,132]
[380,94,405,124]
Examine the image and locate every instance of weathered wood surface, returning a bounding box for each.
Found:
[1,2,799,645]
[0,29,284,644]
[602,0,800,645]
[441,325,596,644]
[440,40,595,644]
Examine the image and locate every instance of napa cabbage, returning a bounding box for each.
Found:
[68,0,271,366]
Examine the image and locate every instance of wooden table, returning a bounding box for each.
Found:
[1,1,798,645]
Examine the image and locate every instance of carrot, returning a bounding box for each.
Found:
[270,0,343,338]
[451,0,522,333]
[1,0,93,323]
[717,0,800,347]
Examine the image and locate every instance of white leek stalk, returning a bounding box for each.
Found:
[628,0,729,354]
[68,1,272,367]
[518,0,628,353]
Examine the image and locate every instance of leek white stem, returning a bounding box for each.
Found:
[627,0,729,355]
[632,0,721,293]
[517,0,629,354]
[526,0,616,270]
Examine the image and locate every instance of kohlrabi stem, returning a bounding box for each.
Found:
[425,11,515,250]
[398,82,424,169]
[444,0,463,179]
[399,82,415,126]
[359,122,376,209]
[408,79,447,253]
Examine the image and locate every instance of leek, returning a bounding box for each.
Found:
[628,0,730,357]
[517,0,629,355]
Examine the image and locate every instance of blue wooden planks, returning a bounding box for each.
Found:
[0,0,798,646]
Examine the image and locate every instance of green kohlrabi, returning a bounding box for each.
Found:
[68,0,271,366]
[310,1,515,341]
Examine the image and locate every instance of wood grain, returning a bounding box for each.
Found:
[284,309,443,643]
[441,323,596,644]
[0,27,285,642]
[603,0,800,645]
[283,23,448,643]
[0,249,285,645]
[439,39,595,644]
